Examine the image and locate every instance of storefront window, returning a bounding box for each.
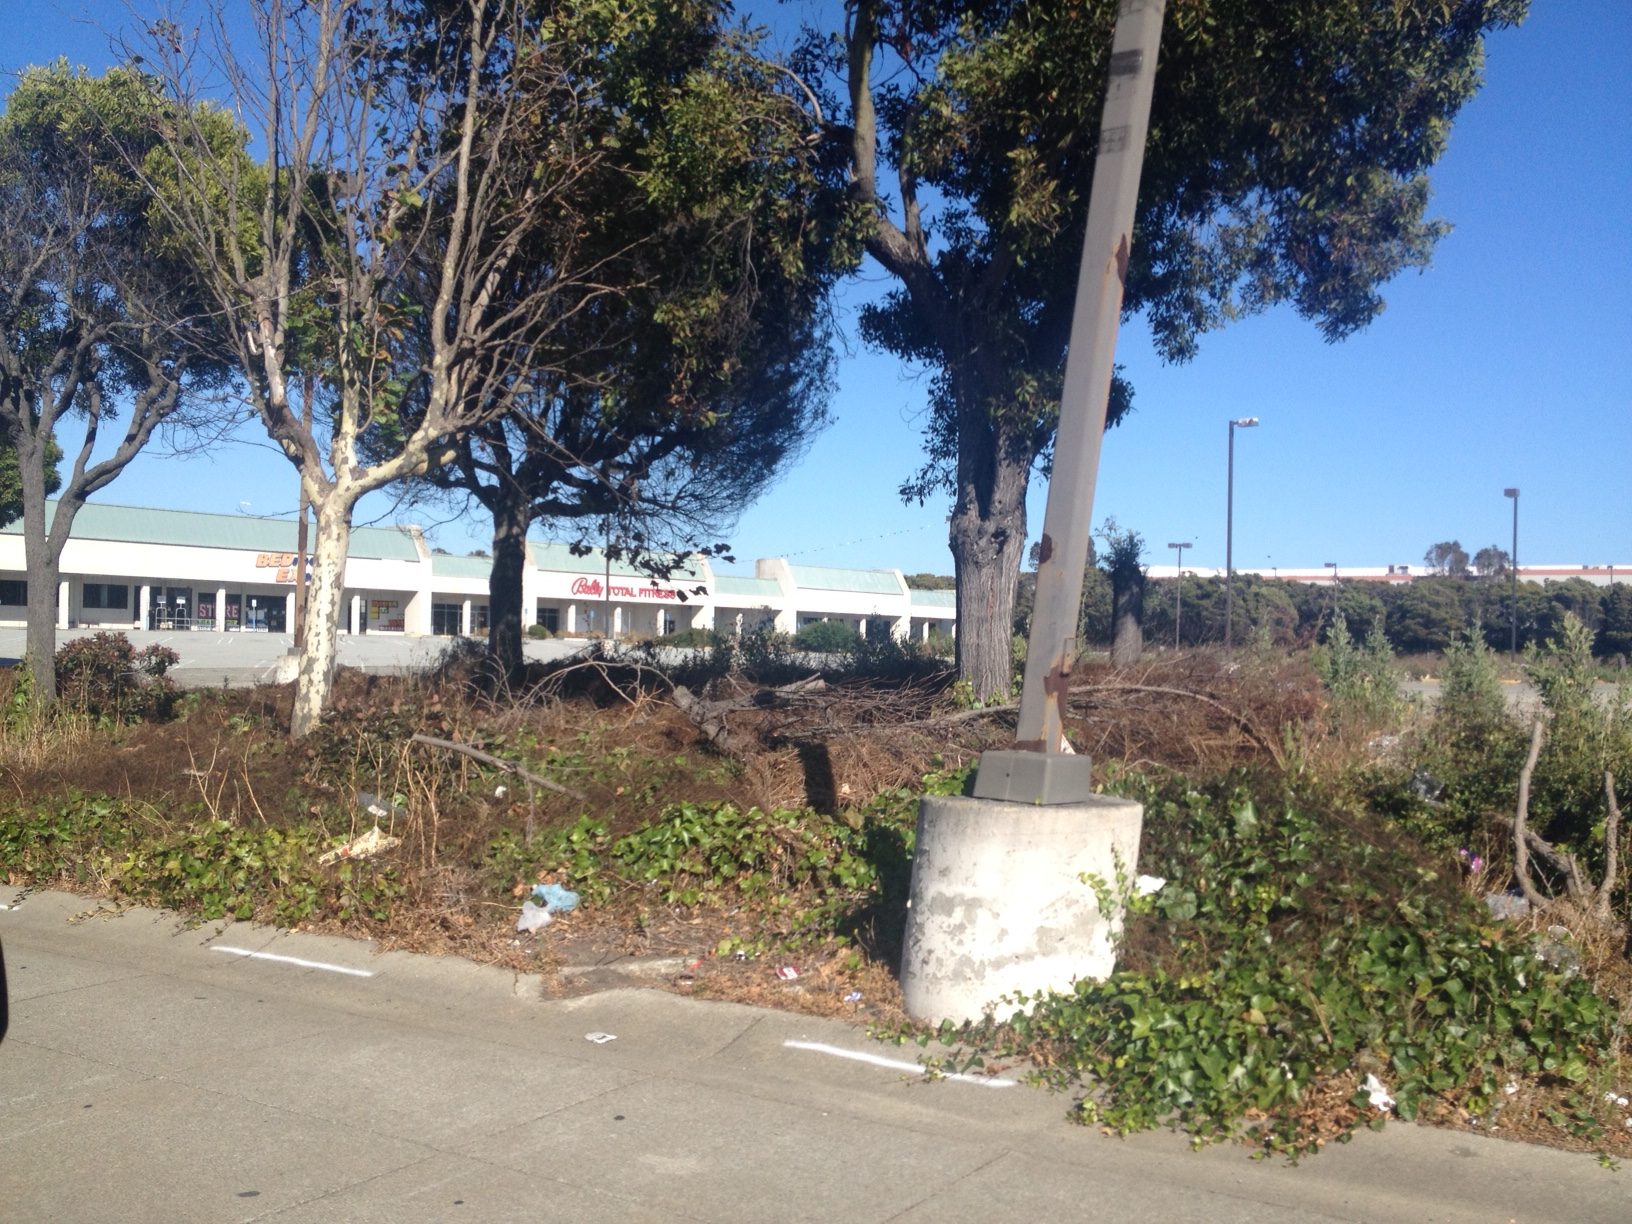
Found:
[82,583,129,610]
[367,598,405,632]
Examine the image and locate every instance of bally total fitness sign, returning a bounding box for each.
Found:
[566,576,699,602]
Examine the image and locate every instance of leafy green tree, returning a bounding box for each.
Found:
[134,1,738,736]
[1540,577,1604,638]
[1148,573,1298,648]
[0,63,226,705]
[407,9,850,682]
[1423,540,1471,577]
[0,436,60,526]
[815,0,1526,699]
[1387,577,1466,654]
[1099,520,1145,665]
[1472,545,1510,579]
[1598,584,1632,659]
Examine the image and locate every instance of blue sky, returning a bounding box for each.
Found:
[9,1,1630,577]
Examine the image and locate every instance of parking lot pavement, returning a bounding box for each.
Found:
[0,626,590,687]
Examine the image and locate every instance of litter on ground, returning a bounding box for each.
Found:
[318,825,401,866]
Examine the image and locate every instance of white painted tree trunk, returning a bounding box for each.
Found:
[290,502,353,739]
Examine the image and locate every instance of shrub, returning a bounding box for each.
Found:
[794,619,859,653]
[1522,613,1632,852]
[54,631,179,721]
[0,795,400,924]
[662,627,718,649]
[1001,776,1618,1156]
[483,781,958,950]
[1599,585,1632,658]
[526,624,553,639]
[1312,613,1407,731]
[1390,626,1524,852]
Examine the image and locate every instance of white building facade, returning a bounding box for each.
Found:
[0,501,959,642]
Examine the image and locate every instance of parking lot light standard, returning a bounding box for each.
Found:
[1224,417,1258,650]
[1504,487,1519,654]
[1167,541,1191,648]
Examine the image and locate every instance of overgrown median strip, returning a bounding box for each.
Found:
[0,625,1627,1160]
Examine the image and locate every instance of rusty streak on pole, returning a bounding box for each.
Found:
[1009,0,1167,759]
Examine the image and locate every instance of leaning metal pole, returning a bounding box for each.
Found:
[974,0,1167,802]
[904,2,1167,1019]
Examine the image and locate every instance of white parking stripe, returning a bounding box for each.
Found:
[783,1039,1013,1088]
[210,946,375,977]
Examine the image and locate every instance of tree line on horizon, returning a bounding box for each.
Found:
[1003,554,1632,660]
[1,0,1533,735]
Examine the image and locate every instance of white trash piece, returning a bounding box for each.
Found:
[1363,1073,1395,1112]
[585,1032,617,1044]
[318,825,401,866]
[1135,874,1166,896]
[515,901,554,933]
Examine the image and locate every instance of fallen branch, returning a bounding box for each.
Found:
[1071,683,1278,759]
[408,733,586,801]
[671,675,832,753]
[1512,718,1550,909]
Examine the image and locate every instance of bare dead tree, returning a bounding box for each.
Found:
[1506,717,1624,927]
[131,0,634,736]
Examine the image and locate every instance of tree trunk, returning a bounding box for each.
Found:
[293,501,309,649]
[1111,569,1145,666]
[950,425,1032,703]
[16,430,61,706]
[486,485,530,685]
[290,500,354,739]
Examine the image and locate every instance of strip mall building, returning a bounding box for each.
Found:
[0,502,959,642]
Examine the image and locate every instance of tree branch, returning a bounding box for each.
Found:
[408,732,586,801]
[1512,718,1549,908]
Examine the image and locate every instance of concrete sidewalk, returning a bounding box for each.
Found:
[2,889,1626,1223]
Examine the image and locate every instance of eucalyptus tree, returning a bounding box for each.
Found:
[812,0,1529,699]
[0,63,227,706]
[134,0,691,736]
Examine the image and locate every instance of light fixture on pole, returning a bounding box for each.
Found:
[1504,488,1519,654]
[1167,541,1192,648]
[1324,561,1338,584]
[1225,417,1259,650]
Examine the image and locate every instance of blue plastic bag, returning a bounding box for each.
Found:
[531,883,580,913]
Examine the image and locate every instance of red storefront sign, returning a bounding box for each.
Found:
[569,576,684,601]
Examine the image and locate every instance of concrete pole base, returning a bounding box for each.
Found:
[900,793,1143,1025]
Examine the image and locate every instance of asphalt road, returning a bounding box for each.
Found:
[2,890,1627,1223]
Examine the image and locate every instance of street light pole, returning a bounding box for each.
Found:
[1167,541,1191,648]
[1504,487,1519,654]
[1224,417,1258,650]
